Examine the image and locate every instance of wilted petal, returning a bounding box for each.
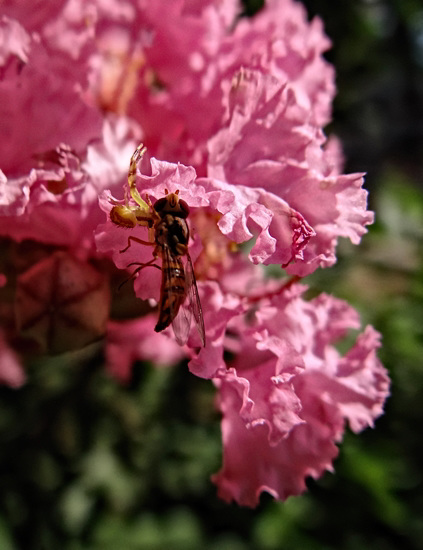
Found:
[15,251,110,354]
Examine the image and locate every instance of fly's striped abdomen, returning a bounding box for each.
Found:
[154,254,186,333]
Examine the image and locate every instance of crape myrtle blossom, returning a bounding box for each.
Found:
[122,0,336,170]
[208,68,373,275]
[0,13,139,248]
[0,0,389,507]
[0,12,140,356]
[211,287,389,506]
[97,148,389,505]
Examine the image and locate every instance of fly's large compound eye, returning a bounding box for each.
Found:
[153,197,167,214]
[178,199,190,219]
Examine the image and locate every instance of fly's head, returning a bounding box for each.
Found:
[154,190,190,219]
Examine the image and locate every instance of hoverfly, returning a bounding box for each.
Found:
[110,144,206,347]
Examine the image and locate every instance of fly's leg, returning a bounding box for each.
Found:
[118,257,162,290]
[127,259,161,272]
[120,235,155,254]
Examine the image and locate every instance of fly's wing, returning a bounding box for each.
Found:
[183,254,206,347]
[171,301,192,346]
[158,245,191,346]
[157,246,205,347]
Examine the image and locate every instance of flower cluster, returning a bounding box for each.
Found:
[0,0,389,506]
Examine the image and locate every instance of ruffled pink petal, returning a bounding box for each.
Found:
[207,67,374,274]
[106,316,186,383]
[213,373,342,506]
[0,37,101,176]
[200,177,315,266]
[333,326,390,432]
[133,157,209,208]
[188,281,244,378]
[212,285,389,506]
[215,349,305,446]
[0,16,31,67]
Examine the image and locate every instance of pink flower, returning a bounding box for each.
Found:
[207,68,373,275]
[0,15,100,177]
[0,0,389,508]
[0,8,140,252]
[0,119,138,251]
[98,145,388,504]
[197,175,316,269]
[80,0,335,172]
[209,286,389,506]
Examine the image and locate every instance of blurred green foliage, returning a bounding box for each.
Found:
[1,1,423,549]
[302,0,423,190]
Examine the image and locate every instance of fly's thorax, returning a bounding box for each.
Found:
[155,214,189,256]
